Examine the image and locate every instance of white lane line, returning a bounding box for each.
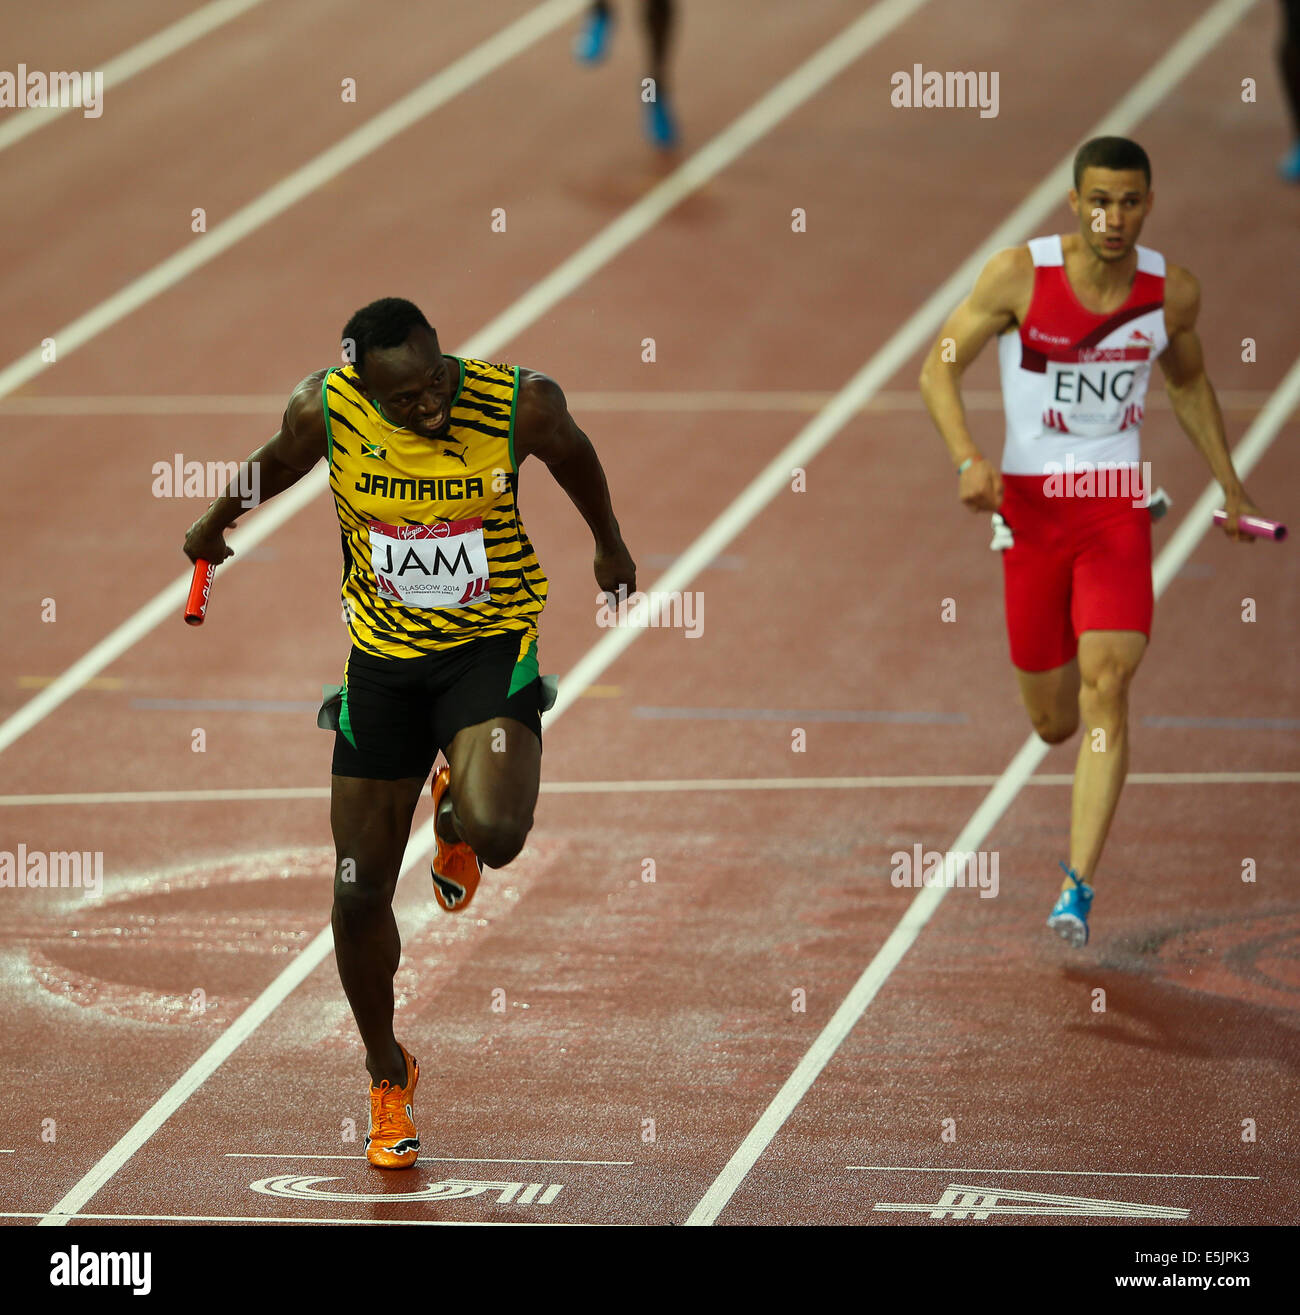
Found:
[0,0,270,154]
[0,389,1274,416]
[225,1154,633,1165]
[0,0,589,405]
[31,0,937,1226]
[4,772,1297,806]
[0,0,930,761]
[847,1167,1259,1180]
[683,0,1274,1228]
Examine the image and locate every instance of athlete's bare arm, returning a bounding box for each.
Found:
[182,370,330,565]
[1157,265,1261,541]
[513,370,637,598]
[919,246,1033,512]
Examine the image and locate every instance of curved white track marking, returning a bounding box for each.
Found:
[685,0,1280,1225]
[32,0,937,1224]
[0,0,271,154]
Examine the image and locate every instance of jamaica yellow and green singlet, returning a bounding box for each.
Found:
[323,356,548,660]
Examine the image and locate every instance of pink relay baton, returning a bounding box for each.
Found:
[1212,510,1287,542]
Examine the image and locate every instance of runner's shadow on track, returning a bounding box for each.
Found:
[1056,967,1300,1072]
[563,163,722,224]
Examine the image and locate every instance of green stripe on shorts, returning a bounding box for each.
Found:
[339,668,356,748]
[508,637,539,698]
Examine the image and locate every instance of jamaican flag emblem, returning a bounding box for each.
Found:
[362,440,387,460]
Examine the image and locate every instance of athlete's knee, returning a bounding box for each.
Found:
[1080,657,1137,709]
[331,856,398,913]
[1032,712,1079,745]
[459,803,533,869]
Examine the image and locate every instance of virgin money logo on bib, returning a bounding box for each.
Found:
[368,518,491,609]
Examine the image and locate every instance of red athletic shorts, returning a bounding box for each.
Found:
[999,474,1154,672]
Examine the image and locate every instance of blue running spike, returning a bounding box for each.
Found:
[1047,861,1094,947]
[574,8,613,63]
[644,95,679,149]
[1280,142,1300,183]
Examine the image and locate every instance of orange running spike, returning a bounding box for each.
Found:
[366,1045,420,1169]
[429,766,483,913]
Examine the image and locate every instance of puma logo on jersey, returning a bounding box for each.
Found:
[442,447,469,467]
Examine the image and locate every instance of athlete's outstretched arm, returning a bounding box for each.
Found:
[182,371,330,565]
[513,371,637,598]
[1158,266,1261,541]
[918,246,1028,512]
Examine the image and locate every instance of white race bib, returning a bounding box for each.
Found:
[1042,350,1151,438]
[368,518,491,609]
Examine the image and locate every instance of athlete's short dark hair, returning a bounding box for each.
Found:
[1073,137,1151,191]
[342,298,434,374]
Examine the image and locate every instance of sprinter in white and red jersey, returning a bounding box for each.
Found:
[919,136,1265,948]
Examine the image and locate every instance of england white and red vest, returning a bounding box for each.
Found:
[997,235,1167,475]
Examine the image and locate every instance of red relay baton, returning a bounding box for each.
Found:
[1212,510,1288,542]
[184,559,216,625]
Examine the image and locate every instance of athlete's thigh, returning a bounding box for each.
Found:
[329,646,440,784]
[1000,485,1075,671]
[1076,629,1148,686]
[433,629,544,820]
[1003,543,1075,671]
[1015,656,1080,723]
[1071,501,1153,645]
[444,716,541,824]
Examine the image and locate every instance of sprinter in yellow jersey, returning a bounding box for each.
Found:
[184,298,635,1169]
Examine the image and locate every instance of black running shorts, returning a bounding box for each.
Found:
[319,630,555,781]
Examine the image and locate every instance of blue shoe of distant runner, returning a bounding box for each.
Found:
[1280,141,1300,183]
[1047,861,1093,947]
[644,95,679,149]
[574,7,613,63]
